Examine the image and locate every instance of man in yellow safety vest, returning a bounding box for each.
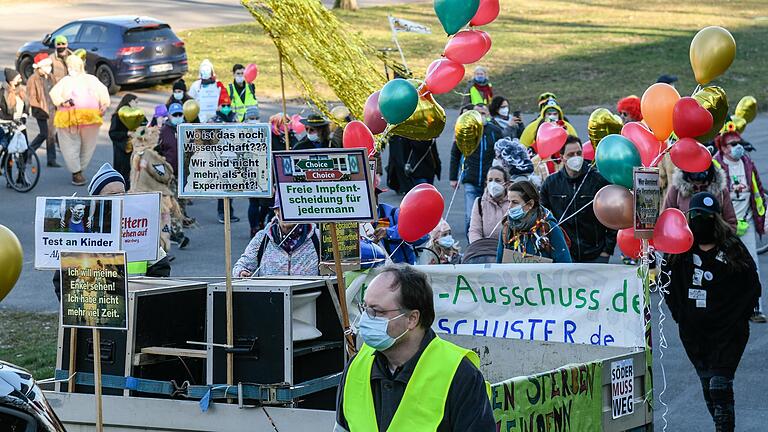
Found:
[335,264,494,431]
[227,64,259,122]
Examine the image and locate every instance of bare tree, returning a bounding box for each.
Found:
[334,0,359,11]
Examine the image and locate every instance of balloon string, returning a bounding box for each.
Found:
[691,84,702,97]
[385,240,409,264]
[649,253,672,432]
[555,164,595,225]
[649,145,672,168]
[245,223,300,278]
[444,163,465,219]
[550,198,595,232]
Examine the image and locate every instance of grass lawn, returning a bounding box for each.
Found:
[0,309,58,379]
[174,0,768,113]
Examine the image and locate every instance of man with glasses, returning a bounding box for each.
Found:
[51,35,73,83]
[227,64,259,123]
[335,264,494,432]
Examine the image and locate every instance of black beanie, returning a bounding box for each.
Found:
[173,79,187,92]
[4,68,19,83]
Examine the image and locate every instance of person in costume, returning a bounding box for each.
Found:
[49,55,110,186]
[293,113,332,149]
[188,59,226,123]
[617,95,643,123]
[461,66,493,106]
[519,98,578,147]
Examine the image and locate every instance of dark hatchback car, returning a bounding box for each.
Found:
[16,16,188,94]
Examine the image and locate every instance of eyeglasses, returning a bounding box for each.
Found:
[171,112,183,117]
[357,303,404,319]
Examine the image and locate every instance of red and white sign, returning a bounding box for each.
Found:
[306,170,343,181]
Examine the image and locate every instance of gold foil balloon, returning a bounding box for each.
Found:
[118,106,145,131]
[693,86,728,142]
[0,225,23,302]
[182,100,200,122]
[735,96,757,124]
[455,110,484,157]
[732,116,747,133]
[390,92,447,141]
[588,108,623,148]
[690,26,736,85]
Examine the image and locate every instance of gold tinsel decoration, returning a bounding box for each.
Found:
[242,0,406,124]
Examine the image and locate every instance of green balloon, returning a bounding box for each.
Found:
[595,134,641,189]
[378,79,419,125]
[434,0,480,36]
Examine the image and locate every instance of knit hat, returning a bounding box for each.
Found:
[495,137,533,175]
[244,106,260,120]
[54,35,68,45]
[172,79,187,92]
[168,103,183,116]
[617,96,643,121]
[33,53,52,69]
[4,68,19,83]
[218,91,231,107]
[88,163,125,196]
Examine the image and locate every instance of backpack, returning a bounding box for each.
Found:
[255,229,321,270]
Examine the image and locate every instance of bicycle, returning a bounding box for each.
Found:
[0,119,40,193]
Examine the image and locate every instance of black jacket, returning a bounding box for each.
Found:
[540,164,617,262]
[662,242,760,373]
[387,135,441,193]
[449,121,502,189]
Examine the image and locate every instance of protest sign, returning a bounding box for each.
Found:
[320,222,360,265]
[611,358,635,419]
[273,148,376,223]
[59,251,128,330]
[633,168,660,236]
[492,361,603,432]
[35,197,123,270]
[347,264,645,348]
[178,124,272,198]
[121,193,160,262]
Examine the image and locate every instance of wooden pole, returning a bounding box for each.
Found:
[223,197,234,387]
[92,329,103,432]
[279,49,290,151]
[330,223,355,355]
[67,328,77,392]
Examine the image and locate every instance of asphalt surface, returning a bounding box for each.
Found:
[0,1,766,429]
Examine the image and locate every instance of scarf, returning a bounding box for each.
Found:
[473,82,493,102]
[270,222,312,254]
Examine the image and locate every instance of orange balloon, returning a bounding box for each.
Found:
[641,83,680,141]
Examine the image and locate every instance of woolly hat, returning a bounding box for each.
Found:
[88,163,125,196]
[33,53,52,69]
[244,106,260,120]
[495,137,533,175]
[172,79,187,92]
[54,35,68,45]
[4,68,19,83]
[617,96,643,121]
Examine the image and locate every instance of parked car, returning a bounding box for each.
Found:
[16,16,188,94]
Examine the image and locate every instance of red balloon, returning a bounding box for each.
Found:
[670,137,712,172]
[398,187,445,242]
[244,63,258,83]
[617,228,642,258]
[673,97,713,139]
[653,208,693,254]
[470,0,500,26]
[444,30,492,65]
[536,122,568,159]
[583,141,595,161]
[425,58,465,95]
[363,91,387,135]
[621,122,662,167]
[343,121,375,155]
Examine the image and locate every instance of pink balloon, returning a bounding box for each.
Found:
[343,121,375,155]
[583,141,595,161]
[653,208,693,254]
[536,122,568,159]
[444,30,492,65]
[425,58,465,95]
[673,97,713,139]
[244,63,258,83]
[290,114,305,135]
[398,187,444,242]
[621,122,662,167]
[363,91,387,135]
[470,0,500,26]
[670,137,712,172]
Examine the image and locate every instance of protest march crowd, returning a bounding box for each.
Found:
[0,1,764,431]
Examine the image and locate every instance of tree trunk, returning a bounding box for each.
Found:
[334,0,358,11]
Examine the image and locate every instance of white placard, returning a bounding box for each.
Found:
[195,84,221,123]
[611,358,635,419]
[35,197,122,269]
[120,193,160,262]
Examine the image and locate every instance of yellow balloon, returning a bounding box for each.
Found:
[588,108,623,148]
[73,48,87,62]
[0,225,23,302]
[735,96,757,124]
[690,26,736,85]
[455,110,483,157]
[693,86,729,142]
[118,106,145,131]
[183,100,200,122]
[390,92,446,141]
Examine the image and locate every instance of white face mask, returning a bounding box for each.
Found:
[200,68,212,80]
[487,181,505,199]
[234,76,245,84]
[498,107,510,117]
[546,114,559,123]
[566,156,584,172]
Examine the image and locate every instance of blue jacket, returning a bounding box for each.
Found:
[496,208,572,263]
[375,203,429,265]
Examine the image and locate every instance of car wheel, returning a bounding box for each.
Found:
[18,57,33,82]
[96,64,120,95]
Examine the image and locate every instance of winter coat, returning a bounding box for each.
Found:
[157,122,179,176]
[387,136,441,193]
[663,167,737,232]
[293,135,332,150]
[232,221,320,277]
[713,152,766,235]
[0,83,27,121]
[492,116,524,139]
[26,72,54,118]
[496,208,572,263]
[468,188,510,243]
[449,121,503,189]
[374,203,428,265]
[540,164,617,262]
[50,49,72,83]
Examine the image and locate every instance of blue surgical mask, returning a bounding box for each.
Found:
[358,312,408,351]
[474,76,488,84]
[307,132,319,142]
[730,144,745,159]
[437,235,455,248]
[170,116,183,126]
[508,205,526,220]
[173,91,184,101]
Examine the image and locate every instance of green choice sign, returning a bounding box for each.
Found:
[296,159,334,171]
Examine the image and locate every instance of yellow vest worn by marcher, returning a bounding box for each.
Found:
[342,335,489,432]
[228,83,259,122]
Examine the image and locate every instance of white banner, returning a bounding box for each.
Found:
[121,193,160,262]
[388,15,431,34]
[347,264,645,348]
[35,197,123,269]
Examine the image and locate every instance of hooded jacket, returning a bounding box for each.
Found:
[663,167,738,231]
[519,103,578,147]
[188,59,226,123]
[713,152,766,235]
[49,55,110,128]
[449,120,503,188]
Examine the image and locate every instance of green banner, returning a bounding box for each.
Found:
[492,361,603,432]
